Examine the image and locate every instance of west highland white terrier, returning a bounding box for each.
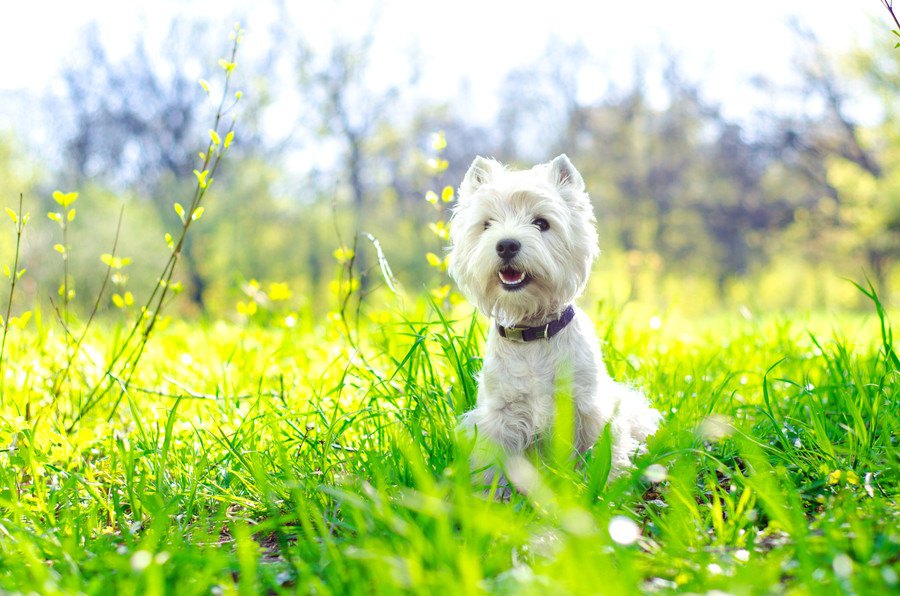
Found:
[448,154,661,487]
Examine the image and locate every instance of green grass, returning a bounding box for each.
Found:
[0,292,897,595]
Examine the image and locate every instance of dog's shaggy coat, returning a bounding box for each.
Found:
[449,155,660,476]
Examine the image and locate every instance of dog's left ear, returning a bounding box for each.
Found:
[460,156,497,198]
[548,154,585,193]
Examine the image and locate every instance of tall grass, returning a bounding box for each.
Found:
[0,287,896,594]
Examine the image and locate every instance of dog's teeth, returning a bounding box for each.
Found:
[499,271,526,285]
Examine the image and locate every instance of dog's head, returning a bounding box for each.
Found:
[448,154,599,326]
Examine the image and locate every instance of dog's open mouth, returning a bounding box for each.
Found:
[498,267,530,291]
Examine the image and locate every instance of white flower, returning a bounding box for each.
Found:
[608,516,640,545]
[131,550,153,572]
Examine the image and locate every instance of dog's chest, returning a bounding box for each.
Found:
[480,327,588,411]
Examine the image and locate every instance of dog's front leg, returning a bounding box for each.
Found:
[567,367,601,455]
[460,403,534,499]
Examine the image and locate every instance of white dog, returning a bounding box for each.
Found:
[448,154,661,484]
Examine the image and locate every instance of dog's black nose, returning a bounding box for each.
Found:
[496,238,521,260]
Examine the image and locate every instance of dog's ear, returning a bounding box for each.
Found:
[460,156,497,197]
[548,154,585,193]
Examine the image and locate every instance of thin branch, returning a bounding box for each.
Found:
[0,194,26,390]
[882,0,900,31]
[52,206,125,397]
[67,26,244,431]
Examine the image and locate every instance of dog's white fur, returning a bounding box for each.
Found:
[449,154,661,477]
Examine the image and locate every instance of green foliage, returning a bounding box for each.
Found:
[0,289,896,593]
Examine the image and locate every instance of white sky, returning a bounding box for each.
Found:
[1,1,890,126]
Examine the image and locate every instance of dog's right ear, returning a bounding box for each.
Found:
[460,156,497,198]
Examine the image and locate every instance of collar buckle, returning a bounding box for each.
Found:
[504,326,526,342]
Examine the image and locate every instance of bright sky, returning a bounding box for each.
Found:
[1,1,890,125]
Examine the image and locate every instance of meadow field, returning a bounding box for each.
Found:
[0,286,896,594]
[2,9,900,595]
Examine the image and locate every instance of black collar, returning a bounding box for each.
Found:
[497,305,576,342]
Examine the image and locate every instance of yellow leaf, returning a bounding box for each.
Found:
[224,131,235,148]
[193,169,209,189]
[101,254,132,269]
[191,207,205,221]
[198,78,210,93]
[5,208,17,223]
[52,190,78,208]
[427,158,449,173]
[425,191,438,204]
[218,59,236,73]
[11,311,31,328]
[209,129,221,146]
[47,211,62,222]
[174,203,185,222]
[124,291,134,306]
[68,209,76,222]
[333,247,354,264]
[112,294,124,308]
[54,244,66,254]
[441,186,454,202]
[73,426,96,448]
[164,233,174,249]
[428,221,449,240]
[430,284,451,301]
[430,131,447,152]
[426,252,442,268]
[3,265,9,279]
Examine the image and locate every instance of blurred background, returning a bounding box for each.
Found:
[1,0,897,320]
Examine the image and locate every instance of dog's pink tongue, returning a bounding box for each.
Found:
[500,270,524,283]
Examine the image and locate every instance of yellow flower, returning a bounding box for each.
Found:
[827,469,860,485]
[237,300,258,316]
[268,282,292,301]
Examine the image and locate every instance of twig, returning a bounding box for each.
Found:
[882,1,900,32]
[67,25,244,431]
[52,207,125,397]
[0,193,26,388]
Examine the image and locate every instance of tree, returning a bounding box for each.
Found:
[759,22,900,299]
[295,28,419,291]
[58,20,259,309]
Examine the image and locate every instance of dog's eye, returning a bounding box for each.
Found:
[483,220,491,230]
[532,217,549,232]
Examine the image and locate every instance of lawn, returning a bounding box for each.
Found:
[0,291,897,594]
